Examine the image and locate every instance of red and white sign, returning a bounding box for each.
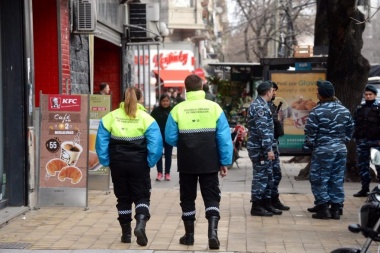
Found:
[49,95,81,111]
[134,49,195,71]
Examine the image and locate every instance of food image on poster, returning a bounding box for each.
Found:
[88,151,100,170]
[58,166,83,184]
[271,71,326,153]
[45,158,67,177]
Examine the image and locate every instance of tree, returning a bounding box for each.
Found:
[225,0,315,62]
[296,0,371,181]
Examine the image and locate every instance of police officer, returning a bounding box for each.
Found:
[268,81,290,211]
[247,81,280,216]
[303,81,354,219]
[96,87,163,246]
[353,84,380,197]
[165,74,232,249]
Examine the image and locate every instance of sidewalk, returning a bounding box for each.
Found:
[0,150,378,252]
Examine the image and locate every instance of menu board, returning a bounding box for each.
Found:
[270,71,326,154]
[88,95,111,191]
[38,94,89,207]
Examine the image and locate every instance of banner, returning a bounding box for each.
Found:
[88,95,111,191]
[270,71,326,154]
[38,94,89,207]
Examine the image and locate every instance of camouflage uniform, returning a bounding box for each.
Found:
[353,100,380,192]
[303,99,354,206]
[268,101,284,197]
[247,96,274,202]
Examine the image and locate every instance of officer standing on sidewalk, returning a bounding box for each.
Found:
[165,74,232,250]
[303,81,354,220]
[268,81,290,211]
[247,81,281,217]
[353,84,380,197]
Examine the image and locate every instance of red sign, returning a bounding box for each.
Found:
[48,95,81,111]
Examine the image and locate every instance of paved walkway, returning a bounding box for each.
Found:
[0,150,379,252]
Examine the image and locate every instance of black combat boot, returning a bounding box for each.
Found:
[307,205,320,213]
[250,200,273,217]
[262,198,282,215]
[208,216,220,250]
[330,203,343,220]
[353,184,370,197]
[179,220,194,245]
[271,194,290,211]
[134,214,148,246]
[312,203,331,219]
[120,223,131,243]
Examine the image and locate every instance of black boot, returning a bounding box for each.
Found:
[134,214,148,246]
[272,194,290,211]
[353,185,370,197]
[307,205,319,213]
[262,198,282,215]
[312,203,331,219]
[120,223,131,243]
[208,216,220,250]
[250,200,273,217]
[330,203,343,220]
[179,220,194,245]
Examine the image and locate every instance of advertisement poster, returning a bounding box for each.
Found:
[38,94,88,207]
[270,71,326,154]
[88,95,111,191]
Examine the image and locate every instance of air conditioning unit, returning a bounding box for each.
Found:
[128,3,160,40]
[72,0,97,33]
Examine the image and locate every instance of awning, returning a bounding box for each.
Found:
[153,70,192,87]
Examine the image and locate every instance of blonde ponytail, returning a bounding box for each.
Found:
[124,87,138,118]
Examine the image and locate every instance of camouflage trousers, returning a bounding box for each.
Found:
[356,139,380,187]
[310,151,346,205]
[271,150,282,196]
[250,156,273,202]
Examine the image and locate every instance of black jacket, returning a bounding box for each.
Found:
[150,105,172,138]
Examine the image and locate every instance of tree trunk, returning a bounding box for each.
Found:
[296,0,370,181]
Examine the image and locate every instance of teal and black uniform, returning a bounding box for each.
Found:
[96,102,162,224]
[165,90,232,221]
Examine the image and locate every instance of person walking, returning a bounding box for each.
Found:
[165,74,232,250]
[150,94,173,181]
[247,81,280,217]
[353,84,380,197]
[268,81,290,211]
[303,81,354,219]
[96,87,163,246]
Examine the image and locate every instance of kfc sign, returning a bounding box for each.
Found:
[48,95,81,111]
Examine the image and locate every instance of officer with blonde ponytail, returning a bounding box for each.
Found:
[96,87,162,246]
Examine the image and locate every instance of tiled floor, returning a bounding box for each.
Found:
[0,150,379,252]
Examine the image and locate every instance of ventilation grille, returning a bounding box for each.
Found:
[77,0,95,31]
[129,3,148,38]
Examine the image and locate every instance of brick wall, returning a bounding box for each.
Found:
[60,0,71,94]
[94,38,121,110]
[32,0,59,107]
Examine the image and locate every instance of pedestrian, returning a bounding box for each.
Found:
[95,87,163,246]
[97,82,110,95]
[203,83,216,101]
[165,74,232,250]
[176,92,185,103]
[353,84,380,197]
[171,90,178,106]
[150,94,173,181]
[303,80,354,219]
[247,81,279,217]
[268,81,290,211]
